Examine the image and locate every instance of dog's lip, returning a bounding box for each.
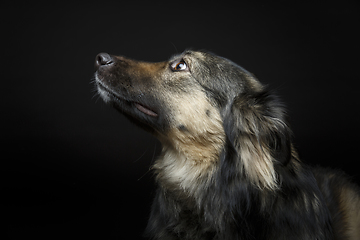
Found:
[96,79,158,118]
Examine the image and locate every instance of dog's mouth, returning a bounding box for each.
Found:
[96,79,159,118]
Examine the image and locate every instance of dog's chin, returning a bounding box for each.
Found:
[112,103,159,134]
[95,79,165,133]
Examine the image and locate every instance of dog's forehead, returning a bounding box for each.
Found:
[168,50,206,62]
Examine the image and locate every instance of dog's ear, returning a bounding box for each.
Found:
[223,90,292,190]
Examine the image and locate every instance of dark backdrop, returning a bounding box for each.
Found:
[3,1,360,239]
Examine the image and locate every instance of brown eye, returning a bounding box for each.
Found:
[171,59,187,71]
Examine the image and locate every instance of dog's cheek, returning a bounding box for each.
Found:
[160,90,225,163]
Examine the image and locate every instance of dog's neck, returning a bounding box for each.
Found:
[153,140,221,197]
[152,103,226,195]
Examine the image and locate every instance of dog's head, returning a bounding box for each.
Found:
[94,50,293,190]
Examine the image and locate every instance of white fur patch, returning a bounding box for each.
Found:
[95,74,111,103]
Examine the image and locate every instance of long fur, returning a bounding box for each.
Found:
[94,50,360,240]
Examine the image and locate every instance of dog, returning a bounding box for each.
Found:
[94,50,360,239]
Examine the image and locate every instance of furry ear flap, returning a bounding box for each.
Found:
[223,90,292,190]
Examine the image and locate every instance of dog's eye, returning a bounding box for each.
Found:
[171,59,187,71]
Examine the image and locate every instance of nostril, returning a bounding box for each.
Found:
[95,53,113,70]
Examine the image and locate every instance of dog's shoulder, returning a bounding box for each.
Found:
[312,167,360,239]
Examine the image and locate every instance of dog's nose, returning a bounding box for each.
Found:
[95,53,113,70]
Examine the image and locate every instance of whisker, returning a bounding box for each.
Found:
[169,41,178,54]
[133,148,149,163]
[137,142,157,181]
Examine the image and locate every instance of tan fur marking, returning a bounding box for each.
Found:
[154,88,225,194]
[236,136,278,190]
[233,103,281,190]
[136,61,166,75]
[340,186,360,239]
[162,87,225,163]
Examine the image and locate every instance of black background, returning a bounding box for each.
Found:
[2,1,360,239]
